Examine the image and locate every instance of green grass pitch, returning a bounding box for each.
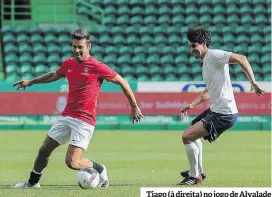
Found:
[0,130,270,197]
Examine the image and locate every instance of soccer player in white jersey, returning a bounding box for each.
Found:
[179,25,265,185]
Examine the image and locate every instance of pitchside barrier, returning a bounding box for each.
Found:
[0,92,270,131]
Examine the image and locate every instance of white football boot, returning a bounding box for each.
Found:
[11,181,40,189]
[98,164,109,188]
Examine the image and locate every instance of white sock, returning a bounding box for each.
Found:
[185,143,199,178]
[195,139,204,174]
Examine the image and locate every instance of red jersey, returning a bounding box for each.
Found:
[56,56,117,126]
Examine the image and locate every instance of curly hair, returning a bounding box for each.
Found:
[187,25,212,47]
[70,29,91,43]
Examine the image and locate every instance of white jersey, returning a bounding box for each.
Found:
[202,49,238,114]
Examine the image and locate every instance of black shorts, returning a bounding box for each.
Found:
[191,108,238,143]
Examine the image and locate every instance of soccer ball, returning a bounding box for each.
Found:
[76,168,100,189]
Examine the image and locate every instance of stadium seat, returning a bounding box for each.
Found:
[99,34,112,45]
[136,66,149,75]
[148,46,159,55]
[47,44,61,54]
[159,5,172,16]
[158,15,171,26]
[185,15,198,24]
[261,55,270,64]
[21,73,34,79]
[50,63,60,71]
[5,53,18,64]
[18,44,32,54]
[149,66,163,75]
[113,35,126,45]
[127,35,141,46]
[132,54,145,64]
[247,54,260,65]
[19,54,32,64]
[185,5,198,15]
[4,43,17,54]
[20,64,33,74]
[130,16,144,25]
[255,14,269,27]
[125,26,139,36]
[172,15,185,25]
[137,74,150,81]
[150,74,164,81]
[14,26,28,35]
[179,73,192,81]
[240,5,252,15]
[165,74,178,81]
[213,4,225,15]
[227,15,239,26]
[33,54,46,64]
[5,73,19,81]
[164,66,176,75]
[117,15,130,26]
[103,54,117,65]
[35,64,48,75]
[175,54,189,64]
[262,45,271,54]
[192,75,203,81]
[119,46,133,55]
[30,34,43,44]
[122,66,134,76]
[213,14,226,26]
[145,5,157,16]
[141,35,153,45]
[58,35,70,44]
[118,54,132,64]
[199,5,212,15]
[133,46,146,55]
[162,46,175,55]
[131,6,145,16]
[147,54,160,64]
[6,64,17,74]
[161,55,174,65]
[172,5,185,16]
[16,34,29,44]
[104,16,116,27]
[139,26,152,36]
[199,15,213,26]
[3,34,16,44]
[105,46,118,55]
[1,26,12,35]
[241,14,254,26]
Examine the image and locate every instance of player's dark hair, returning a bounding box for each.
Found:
[187,24,211,47]
[70,29,91,43]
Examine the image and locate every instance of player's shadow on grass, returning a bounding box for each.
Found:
[0,183,134,190]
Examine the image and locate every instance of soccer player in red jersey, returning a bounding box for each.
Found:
[12,29,144,188]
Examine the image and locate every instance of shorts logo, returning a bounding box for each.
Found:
[82,67,89,76]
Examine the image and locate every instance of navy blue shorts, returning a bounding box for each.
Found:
[191,108,238,143]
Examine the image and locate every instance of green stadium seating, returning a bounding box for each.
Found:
[120,46,133,55]
[5,73,19,81]
[16,34,29,44]
[21,64,33,74]
[6,64,17,74]
[1,0,270,81]
[3,34,16,44]
[35,64,48,74]
[4,43,17,54]
[132,54,145,64]
[5,53,18,64]
[104,54,117,65]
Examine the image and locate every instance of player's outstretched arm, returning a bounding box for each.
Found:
[13,71,63,90]
[229,53,265,96]
[180,88,209,118]
[111,74,145,124]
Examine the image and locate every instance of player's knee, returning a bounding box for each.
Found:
[182,132,190,144]
[65,158,80,170]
